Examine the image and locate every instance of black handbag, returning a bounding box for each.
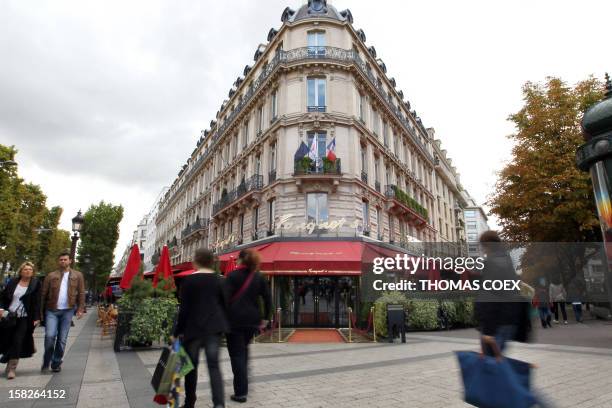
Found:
[0,304,24,329]
[0,311,18,329]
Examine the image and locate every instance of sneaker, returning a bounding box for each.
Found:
[553,320,559,324]
[564,321,568,324]
[41,365,50,374]
[51,366,61,373]
[230,395,247,403]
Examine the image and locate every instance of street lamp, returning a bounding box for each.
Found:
[0,160,17,168]
[70,210,85,265]
[576,73,612,309]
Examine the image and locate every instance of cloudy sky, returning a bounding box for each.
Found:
[1,0,610,266]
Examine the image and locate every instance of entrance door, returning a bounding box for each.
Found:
[275,276,359,328]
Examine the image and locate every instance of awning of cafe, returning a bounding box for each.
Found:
[219,241,364,275]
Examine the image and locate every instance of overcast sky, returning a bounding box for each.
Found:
[1,0,610,266]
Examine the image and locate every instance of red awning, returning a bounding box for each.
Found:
[217,241,365,275]
[174,269,197,278]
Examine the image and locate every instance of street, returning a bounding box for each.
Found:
[1,311,612,407]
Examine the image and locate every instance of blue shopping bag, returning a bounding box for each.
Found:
[455,351,537,408]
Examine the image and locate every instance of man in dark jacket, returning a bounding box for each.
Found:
[474,231,530,355]
[174,248,228,408]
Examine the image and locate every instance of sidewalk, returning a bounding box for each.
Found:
[1,311,612,407]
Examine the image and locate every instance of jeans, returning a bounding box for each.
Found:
[538,306,552,327]
[552,301,568,321]
[226,328,257,397]
[183,334,224,408]
[43,309,75,369]
[572,303,583,322]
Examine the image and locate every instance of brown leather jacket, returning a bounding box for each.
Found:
[41,269,86,314]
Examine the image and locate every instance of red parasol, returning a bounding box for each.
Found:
[223,256,237,276]
[119,244,141,290]
[153,245,174,288]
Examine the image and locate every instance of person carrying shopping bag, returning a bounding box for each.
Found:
[173,248,228,408]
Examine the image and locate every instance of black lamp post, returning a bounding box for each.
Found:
[0,160,17,168]
[70,210,85,265]
[576,73,612,308]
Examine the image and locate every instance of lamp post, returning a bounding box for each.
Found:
[576,73,612,309]
[0,160,17,168]
[70,210,85,266]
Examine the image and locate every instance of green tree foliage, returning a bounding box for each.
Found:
[488,77,606,285]
[0,144,72,278]
[77,201,124,292]
[489,77,604,242]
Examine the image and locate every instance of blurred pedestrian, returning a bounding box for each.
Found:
[474,231,530,355]
[0,262,41,379]
[549,280,567,324]
[534,277,552,328]
[40,250,85,373]
[567,278,584,323]
[173,248,227,408]
[225,249,271,404]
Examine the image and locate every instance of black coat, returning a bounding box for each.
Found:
[474,252,531,341]
[225,267,271,329]
[173,272,229,341]
[0,278,41,358]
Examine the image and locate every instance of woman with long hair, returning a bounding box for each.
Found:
[225,249,271,404]
[0,262,42,379]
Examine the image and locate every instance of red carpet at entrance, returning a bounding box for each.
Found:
[288,329,344,343]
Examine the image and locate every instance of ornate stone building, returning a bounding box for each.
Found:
[154,0,470,327]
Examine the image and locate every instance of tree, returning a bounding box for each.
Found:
[7,182,47,268]
[489,77,605,284]
[0,144,71,279]
[0,145,20,273]
[77,201,124,292]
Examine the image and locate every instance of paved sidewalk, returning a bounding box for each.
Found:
[1,312,612,407]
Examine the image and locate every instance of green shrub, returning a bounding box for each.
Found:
[373,291,409,337]
[453,299,476,327]
[439,300,457,328]
[127,297,178,344]
[406,300,439,330]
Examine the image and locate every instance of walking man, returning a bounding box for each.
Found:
[40,250,85,373]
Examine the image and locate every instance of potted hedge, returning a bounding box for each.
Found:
[114,277,178,352]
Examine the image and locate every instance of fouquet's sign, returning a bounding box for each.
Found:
[209,215,358,250]
[276,214,357,234]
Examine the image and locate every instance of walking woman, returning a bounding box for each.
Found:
[0,262,41,379]
[173,248,227,408]
[226,249,271,404]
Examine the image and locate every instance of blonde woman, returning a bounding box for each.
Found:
[0,261,41,379]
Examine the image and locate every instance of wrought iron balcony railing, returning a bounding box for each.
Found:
[294,158,341,175]
[375,181,381,192]
[174,46,433,210]
[307,105,326,112]
[361,171,368,183]
[268,169,277,183]
[181,218,210,239]
[212,175,263,215]
[384,184,429,220]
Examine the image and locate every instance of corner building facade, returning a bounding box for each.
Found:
[155,0,469,328]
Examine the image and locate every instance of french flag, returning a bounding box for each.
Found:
[326,137,336,161]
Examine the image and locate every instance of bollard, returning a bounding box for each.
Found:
[371,306,376,343]
[347,307,353,343]
[277,308,282,343]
